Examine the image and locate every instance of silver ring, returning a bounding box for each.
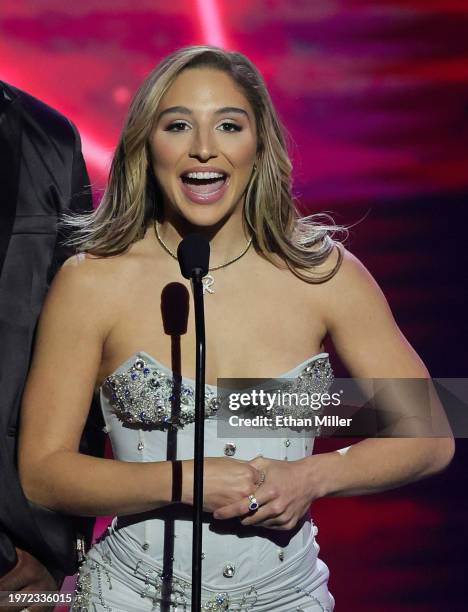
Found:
[255,469,266,488]
[248,494,259,511]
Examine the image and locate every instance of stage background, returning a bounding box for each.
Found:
[1,1,467,610]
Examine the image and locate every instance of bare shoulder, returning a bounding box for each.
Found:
[56,252,116,307]
[315,244,389,324]
[55,242,155,329]
[59,249,141,293]
[318,243,377,289]
[312,244,431,378]
[48,251,133,339]
[61,251,123,279]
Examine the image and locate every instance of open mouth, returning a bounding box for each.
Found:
[180,171,228,196]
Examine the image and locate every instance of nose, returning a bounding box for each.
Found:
[188,126,218,162]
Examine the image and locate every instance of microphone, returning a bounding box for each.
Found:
[176,232,210,610]
[177,233,210,280]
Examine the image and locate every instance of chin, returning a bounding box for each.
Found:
[173,199,239,229]
[179,209,231,229]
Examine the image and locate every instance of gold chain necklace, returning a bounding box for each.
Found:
[153,219,253,295]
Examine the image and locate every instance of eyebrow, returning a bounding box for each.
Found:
[157,105,250,121]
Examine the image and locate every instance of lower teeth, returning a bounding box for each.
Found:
[183,178,226,195]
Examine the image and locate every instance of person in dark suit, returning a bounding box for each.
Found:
[0,81,103,610]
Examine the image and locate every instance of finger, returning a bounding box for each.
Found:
[240,499,285,526]
[213,500,245,520]
[250,522,289,531]
[213,487,273,520]
[240,508,281,526]
[250,516,289,528]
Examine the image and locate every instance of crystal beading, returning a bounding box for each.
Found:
[102,354,333,432]
[252,356,334,434]
[71,543,335,611]
[72,548,259,611]
[102,355,220,429]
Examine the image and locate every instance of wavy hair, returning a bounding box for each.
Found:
[61,45,348,282]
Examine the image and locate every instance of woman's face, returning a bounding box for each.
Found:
[149,67,258,228]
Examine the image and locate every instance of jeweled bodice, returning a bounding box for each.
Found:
[89,351,336,604]
[101,351,334,431]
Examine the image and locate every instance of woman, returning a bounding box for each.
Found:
[18,45,454,611]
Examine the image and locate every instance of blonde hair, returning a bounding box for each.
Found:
[62,45,348,282]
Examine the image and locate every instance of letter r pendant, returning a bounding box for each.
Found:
[202,274,215,295]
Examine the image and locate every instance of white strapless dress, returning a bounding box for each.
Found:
[71,351,336,611]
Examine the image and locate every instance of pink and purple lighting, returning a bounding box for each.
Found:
[1,2,466,610]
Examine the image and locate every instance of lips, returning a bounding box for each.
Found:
[179,168,230,204]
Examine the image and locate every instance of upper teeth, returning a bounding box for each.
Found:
[184,171,225,179]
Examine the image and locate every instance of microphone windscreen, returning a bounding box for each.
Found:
[177,233,210,279]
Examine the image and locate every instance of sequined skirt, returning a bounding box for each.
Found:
[71,525,334,612]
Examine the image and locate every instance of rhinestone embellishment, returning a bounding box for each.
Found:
[222,564,235,578]
[102,354,219,429]
[224,442,236,456]
[134,359,145,370]
[72,541,334,611]
[103,353,333,431]
[204,592,230,610]
[254,356,334,433]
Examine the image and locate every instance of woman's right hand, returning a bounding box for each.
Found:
[181,457,261,513]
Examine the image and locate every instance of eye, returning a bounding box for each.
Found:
[218,122,242,132]
[165,121,189,132]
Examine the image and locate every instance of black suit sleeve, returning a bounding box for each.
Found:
[69,119,93,216]
[48,119,93,283]
[0,92,100,584]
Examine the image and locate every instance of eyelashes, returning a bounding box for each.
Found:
[165,121,242,133]
[218,122,242,132]
[166,121,186,132]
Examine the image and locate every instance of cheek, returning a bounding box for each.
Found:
[227,140,257,166]
[150,135,181,169]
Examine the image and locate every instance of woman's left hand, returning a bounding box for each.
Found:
[212,455,318,530]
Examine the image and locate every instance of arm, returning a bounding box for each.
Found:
[214,247,455,528]
[18,255,260,517]
[18,255,173,517]
[307,247,455,498]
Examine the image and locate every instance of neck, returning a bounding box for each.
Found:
[155,206,251,266]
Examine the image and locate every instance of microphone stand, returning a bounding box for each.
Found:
[190,268,206,611]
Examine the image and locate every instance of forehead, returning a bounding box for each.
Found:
[159,67,252,112]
